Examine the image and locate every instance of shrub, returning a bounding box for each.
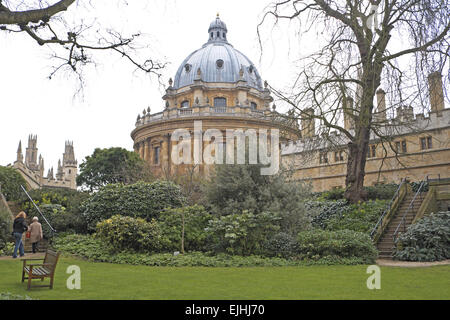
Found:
[321,187,345,200]
[263,232,298,258]
[0,204,12,253]
[393,211,450,262]
[203,165,312,235]
[158,205,212,252]
[296,229,377,263]
[364,183,398,200]
[0,166,27,201]
[205,211,281,255]
[19,188,90,235]
[52,234,367,266]
[0,242,14,256]
[306,199,387,234]
[326,200,387,234]
[305,199,349,229]
[81,180,185,232]
[95,215,169,253]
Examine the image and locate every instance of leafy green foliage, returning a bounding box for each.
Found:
[0,166,27,201]
[326,200,387,233]
[263,232,299,259]
[0,242,14,256]
[19,188,90,236]
[0,203,12,253]
[306,199,349,229]
[203,164,311,235]
[205,211,280,255]
[318,184,398,201]
[81,180,185,231]
[306,199,387,234]
[296,229,377,263]
[364,183,399,200]
[76,147,153,191]
[394,211,450,262]
[95,215,169,253]
[157,205,212,252]
[52,234,368,266]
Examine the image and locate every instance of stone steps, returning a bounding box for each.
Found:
[376,191,426,259]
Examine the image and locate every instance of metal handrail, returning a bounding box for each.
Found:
[20,185,56,234]
[392,177,427,242]
[370,178,406,239]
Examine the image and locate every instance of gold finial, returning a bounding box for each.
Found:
[217,13,220,18]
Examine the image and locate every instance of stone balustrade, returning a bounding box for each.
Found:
[135,105,274,127]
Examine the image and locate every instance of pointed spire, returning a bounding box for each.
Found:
[16,140,23,163]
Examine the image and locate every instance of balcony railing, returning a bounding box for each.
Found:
[136,105,278,127]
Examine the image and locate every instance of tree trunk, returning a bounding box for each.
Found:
[344,126,370,203]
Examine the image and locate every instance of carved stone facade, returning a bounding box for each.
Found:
[282,72,450,192]
[131,15,300,178]
[131,15,448,190]
[11,135,78,190]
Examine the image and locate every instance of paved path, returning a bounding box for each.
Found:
[0,253,45,261]
[376,259,450,267]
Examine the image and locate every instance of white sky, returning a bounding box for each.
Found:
[0,0,304,171]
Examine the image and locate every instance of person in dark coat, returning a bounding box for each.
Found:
[12,211,28,258]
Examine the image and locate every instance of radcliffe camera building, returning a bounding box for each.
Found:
[131,15,449,190]
[131,15,299,177]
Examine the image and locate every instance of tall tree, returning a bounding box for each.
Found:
[77,147,153,191]
[0,0,165,86]
[259,0,449,202]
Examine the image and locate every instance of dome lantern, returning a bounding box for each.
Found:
[208,14,228,43]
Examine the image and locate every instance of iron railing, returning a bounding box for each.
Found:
[392,177,427,242]
[20,185,56,235]
[370,178,406,239]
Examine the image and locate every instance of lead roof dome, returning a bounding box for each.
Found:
[173,15,263,91]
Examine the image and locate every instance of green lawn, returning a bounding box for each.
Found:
[0,256,449,299]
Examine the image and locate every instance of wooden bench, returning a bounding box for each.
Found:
[21,249,60,290]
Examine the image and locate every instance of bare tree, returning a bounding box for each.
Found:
[259,0,449,202]
[0,0,166,89]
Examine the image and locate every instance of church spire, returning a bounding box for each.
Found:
[16,140,23,163]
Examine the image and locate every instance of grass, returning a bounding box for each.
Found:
[0,256,449,300]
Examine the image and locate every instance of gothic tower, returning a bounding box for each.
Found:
[62,141,78,189]
[25,134,39,171]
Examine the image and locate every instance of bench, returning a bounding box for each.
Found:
[21,249,60,290]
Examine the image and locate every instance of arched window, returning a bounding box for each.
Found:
[250,102,257,110]
[217,31,220,38]
[181,100,190,108]
[210,32,213,38]
[214,97,227,107]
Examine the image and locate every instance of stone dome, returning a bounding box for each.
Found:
[173,15,263,91]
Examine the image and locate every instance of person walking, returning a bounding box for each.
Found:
[12,211,28,258]
[29,217,43,253]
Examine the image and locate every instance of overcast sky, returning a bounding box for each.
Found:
[0,0,306,172]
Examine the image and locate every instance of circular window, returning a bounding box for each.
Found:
[216,59,224,69]
[184,64,191,72]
